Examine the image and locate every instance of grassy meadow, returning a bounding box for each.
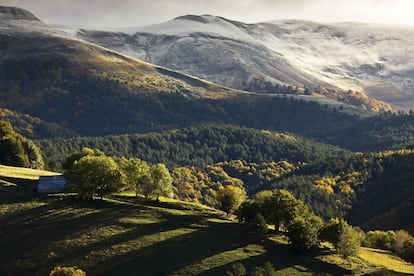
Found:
[1,168,414,275]
[0,165,61,180]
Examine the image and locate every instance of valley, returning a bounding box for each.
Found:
[1,4,414,276]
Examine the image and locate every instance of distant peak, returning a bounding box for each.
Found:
[174,15,213,24]
[0,6,40,21]
[173,14,246,28]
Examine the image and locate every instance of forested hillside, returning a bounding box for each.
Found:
[0,108,76,138]
[323,112,414,151]
[169,149,414,233]
[37,124,348,170]
[36,124,414,232]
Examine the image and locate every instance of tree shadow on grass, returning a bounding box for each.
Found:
[0,198,139,275]
[205,239,353,276]
[0,196,223,276]
[0,176,39,203]
[0,194,375,276]
[85,219,256,276]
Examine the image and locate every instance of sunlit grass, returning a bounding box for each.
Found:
[317,246,414,275]
[359,247,414,274]
[171,244,266,275]
[0,164,60,180]
[118,217,161,225]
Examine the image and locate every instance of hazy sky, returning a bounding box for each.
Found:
[1,0,414,28]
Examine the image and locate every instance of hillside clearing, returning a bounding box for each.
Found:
[359,247,414,274]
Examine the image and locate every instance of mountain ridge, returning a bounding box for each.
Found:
[77,14,414,111]
[0,6,362,138]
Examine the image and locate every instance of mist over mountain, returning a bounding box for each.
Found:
[77,14,414,111]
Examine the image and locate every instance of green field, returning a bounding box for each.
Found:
[0,165,61,180]
[1,168,413,275]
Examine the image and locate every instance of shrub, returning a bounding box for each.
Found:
[250,262,276,276]
[362,230,395,250]
[400,238,414,262]
[226,262,247,276]
[252,213,268,237]
[286,215,323,251]
[391,230,412,255]
[49,266,86,276]
[337,225,364,258]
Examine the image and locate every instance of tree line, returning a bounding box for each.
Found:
[233,189,363,255]
[230,188,414,263]
[59,146,366,258]
[63,148,173,203]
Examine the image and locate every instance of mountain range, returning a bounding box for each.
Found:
[0,5,367,138]
[75,14,414,111]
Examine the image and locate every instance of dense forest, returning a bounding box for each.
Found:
[322,112,414,151]
[4,76,358,138]
[37,124,349,170]
[169,149,414,236]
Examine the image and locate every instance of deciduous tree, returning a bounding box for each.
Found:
[286,214,323,251]
[151,163,174,200]
[118,157,150,197]
[49,266,86,276]
[62,147,104,171]
[319,218,348,248]
[262,189,308,231]
[216,185,246,214]
[65,155,123,200]
[141,163,174,204]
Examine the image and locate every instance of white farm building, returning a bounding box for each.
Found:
[37,175,66,193]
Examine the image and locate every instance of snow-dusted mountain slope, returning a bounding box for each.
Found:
[0,5,39,21]
[0,6,75,39]
[77,15,414,110]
